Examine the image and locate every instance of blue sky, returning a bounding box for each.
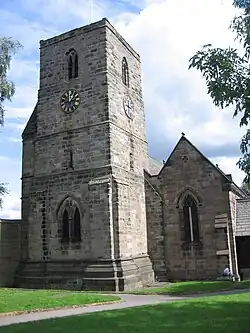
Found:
[0,0,245,218]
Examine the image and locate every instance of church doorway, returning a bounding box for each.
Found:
[236,236,250,280]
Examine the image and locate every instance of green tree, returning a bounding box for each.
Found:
[188,0,250,185]
[0,183,8,209]
[0,37,22,125]
[241,181,250,195]
[0,37,22,208]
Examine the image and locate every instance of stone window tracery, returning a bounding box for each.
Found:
[68,49,78,79]
[58,197,81,244]
[122,57,129,87]
[182,195,200,242]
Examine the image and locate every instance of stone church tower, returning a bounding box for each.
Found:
[17,18,154,291]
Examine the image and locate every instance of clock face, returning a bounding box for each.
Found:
[60,89,80,113]
[123,95,134,119]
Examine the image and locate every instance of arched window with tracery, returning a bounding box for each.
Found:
[182,195,200,242]
[122,57,129,87]
[68,49,78,79]
[58,197,82,244]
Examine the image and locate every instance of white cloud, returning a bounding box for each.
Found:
[5,84,37,121]
[0,9,58,53]
[5,122,26,131]
[0,156,21,219]
[211,156,245,187]
[0,192,21,219]
[0,156,12,162]
[8,58,39,84]
[7,137,21,143]
[6,106,34,120]
[112,0,245,176]
[19,0,108,27]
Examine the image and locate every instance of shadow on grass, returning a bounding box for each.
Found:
[1,293,250,333]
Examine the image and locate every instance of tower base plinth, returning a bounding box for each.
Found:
[15,255,155,291]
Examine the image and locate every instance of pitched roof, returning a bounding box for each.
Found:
[154,134,246,197]
[22,104,37,138]
[147,156,163,175]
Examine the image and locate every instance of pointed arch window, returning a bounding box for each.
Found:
[62,209,70,242]
[68,49,78,80]
[72,207,81,243]
[122,57,129,87]
[183,195,200,242]
[59,198,81,244]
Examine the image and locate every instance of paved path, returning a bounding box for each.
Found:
[0,289,250,327]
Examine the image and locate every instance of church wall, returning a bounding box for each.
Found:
[22,139,35,177]
[109,125,148,174]
[159,138,232,280]
[0,220,21,287]
[21,138,35,261]
[105,24,150,259]
[145,176,166,281]
[112,179,134,257]
[22,22,112,262]
[33,123,111,176]
[21,18,152,264]
[25,167,114,262]
[17,19,155,290]
[105,26,147,140]
[38,24,108,138]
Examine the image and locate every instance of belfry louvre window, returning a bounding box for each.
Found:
[183,195,200,242]
[68,49,78,79]
[122,57,129,87]
[61,205,81,243]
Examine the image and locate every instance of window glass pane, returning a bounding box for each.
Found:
[183,205,191,242]
[191,204,199,242]
[72,207,81,243]
[62,209,69,242]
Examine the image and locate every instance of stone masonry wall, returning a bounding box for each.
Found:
[21,136,35,261]
[21,19,152,273]
[236,198,250,236]
[26,168,115,261]
[106,23,150,258]
[18,19,155,290]
[144,175,166,281]
[0,220,21,287]
[23,20,112,262]
[155,137,232,280]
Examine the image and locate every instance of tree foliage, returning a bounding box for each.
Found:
[0,183,8,209]
[241,180,250,195]
[189,0,250,185]
[0,37,22,126]
[0,36,22,210]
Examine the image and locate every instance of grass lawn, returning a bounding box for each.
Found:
[0,289,120,314]
[129,279,250,295]
[2,292,250,333]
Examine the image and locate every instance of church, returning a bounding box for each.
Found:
[2,18,250,291]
